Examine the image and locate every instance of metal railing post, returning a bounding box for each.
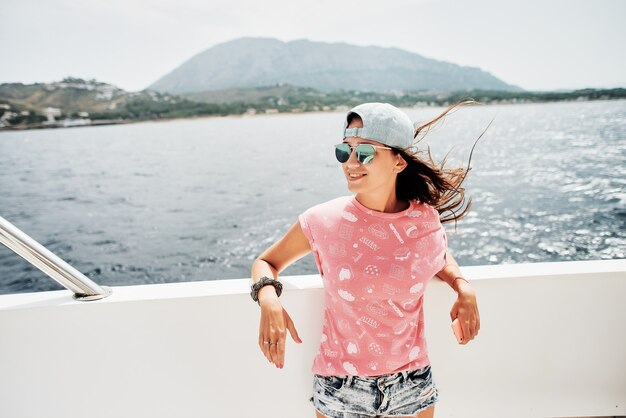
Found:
[0,215,112,301]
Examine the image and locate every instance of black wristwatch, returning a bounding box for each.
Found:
[250,276,283,305]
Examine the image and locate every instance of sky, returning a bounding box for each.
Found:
[1,0,625,92]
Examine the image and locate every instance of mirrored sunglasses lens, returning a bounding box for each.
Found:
[356,144,376,164]
[335,144,351,163]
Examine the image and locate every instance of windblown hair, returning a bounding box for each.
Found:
[347,99,492,230]
[397,99,492,229]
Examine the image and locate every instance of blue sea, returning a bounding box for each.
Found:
[1,100,625,294]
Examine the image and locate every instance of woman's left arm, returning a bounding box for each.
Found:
[435,250,481,344]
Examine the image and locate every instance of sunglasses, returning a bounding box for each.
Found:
[334,143,392,164]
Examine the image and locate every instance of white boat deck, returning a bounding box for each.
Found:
[1,259,625,418]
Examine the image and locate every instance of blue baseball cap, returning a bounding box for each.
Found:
[342,103,415,150]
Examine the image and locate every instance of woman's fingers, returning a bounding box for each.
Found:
[262,334,277,365]
[270,337,280,367]
[259,304,299,369]
[470,307,480,340]
[455,314,478,344]
[276,335,285,368]
[259,320,272,363]
[262,340,272,363]
[463,314,480,343]
[261,320,283,367]
[285,310,303,343]
[468,320,476,342]
[258,334,268,360]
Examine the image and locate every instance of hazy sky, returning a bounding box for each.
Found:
[1,0,625,92]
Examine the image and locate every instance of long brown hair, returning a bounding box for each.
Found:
[394,99,493,230]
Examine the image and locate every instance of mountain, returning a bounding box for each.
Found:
[148,37,522,94]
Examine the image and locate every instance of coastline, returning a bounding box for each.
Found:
[1,97,624,133]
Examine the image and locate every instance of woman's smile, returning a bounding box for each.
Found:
[347,172,367,182]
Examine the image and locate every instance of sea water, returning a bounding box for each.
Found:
[1,100,624,294]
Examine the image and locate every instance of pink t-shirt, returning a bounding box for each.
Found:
[298,195,448,377]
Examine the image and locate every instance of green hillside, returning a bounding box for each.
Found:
[0,77,246,129]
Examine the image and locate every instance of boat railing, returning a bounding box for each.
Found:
[0,215,111,300]
[1,259,624,417]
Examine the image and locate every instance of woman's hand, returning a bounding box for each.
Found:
[258,295,302,369]
[450,282,480,344]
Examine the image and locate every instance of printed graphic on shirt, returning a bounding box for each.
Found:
[388,223,404,244]
[390,338,405,355]
[345,340,360,355]
[409,346,421,361]
[368,223,389,239]
[393,320,409,335]
[329,242,347,258]
[366,301,388,317]
[389,264,404,280]
[368,341,384,356]
[403,223,419,238]
[383,283,401,296]
[343,361,358,375]
[339,223,355,240]
[393,247,411,261]
[341,211,358,223]
[387,299,404,318]
[409,282,424,294]
[338,289,355,302]
[357,316,380,329]
[402,298,419,311]
[337,264,353,281]
[359,236,380,251]
[363,264,380,278]
[407,210,424,218]
[337,318,355,335]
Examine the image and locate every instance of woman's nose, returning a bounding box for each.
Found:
[345,147,361,166]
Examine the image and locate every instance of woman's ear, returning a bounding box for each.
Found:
[395,154,408,173]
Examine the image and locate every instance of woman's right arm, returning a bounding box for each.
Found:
[251,219,312,369]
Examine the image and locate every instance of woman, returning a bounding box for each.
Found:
[250,101,481,418]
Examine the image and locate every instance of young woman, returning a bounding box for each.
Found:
[250,102,481,418]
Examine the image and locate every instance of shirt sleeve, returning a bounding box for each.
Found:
[298,209,325,276]
[298,212,315,247]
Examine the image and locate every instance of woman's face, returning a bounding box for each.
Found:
[341,119,406,194]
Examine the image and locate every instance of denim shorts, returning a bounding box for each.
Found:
[310,364,438,418]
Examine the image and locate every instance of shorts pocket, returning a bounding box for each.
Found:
[316,375,346,392]
[405,365,432,389]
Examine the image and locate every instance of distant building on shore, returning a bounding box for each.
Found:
[43,107,62,124]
